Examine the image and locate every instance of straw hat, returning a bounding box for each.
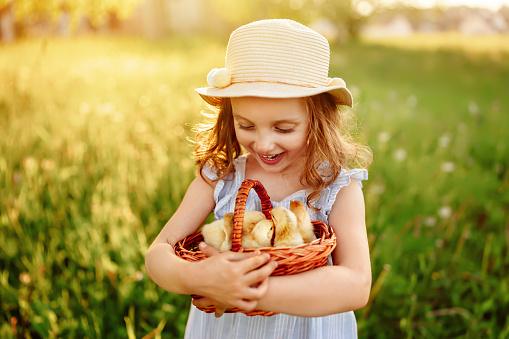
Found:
[195,19,353,107]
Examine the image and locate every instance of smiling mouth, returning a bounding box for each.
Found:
[261,153,282,160]
[258,152,284,165]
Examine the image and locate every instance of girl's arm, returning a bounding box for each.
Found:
[145,175,277,313]
[194,179,372,317]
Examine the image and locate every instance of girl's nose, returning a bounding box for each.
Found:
[254,132,274,154]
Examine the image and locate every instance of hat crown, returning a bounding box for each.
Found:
[225,19,331,88]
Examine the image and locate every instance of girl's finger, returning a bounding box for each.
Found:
[237,253,271,273]
[215,305,227,318]
[221,250,262,262]
[241,276,270,301]
[192,296,215,308]
[244,261,278,287]
[235,299,258,312]
[199,242,220,257]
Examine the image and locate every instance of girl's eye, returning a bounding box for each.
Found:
[237,124,254,131]
[276,127,294,133]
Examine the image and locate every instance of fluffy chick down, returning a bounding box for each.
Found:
[241,211,270,249]
[271,206,304,247]
[201,213,234,251]
[290,200,316,243]
[202,202,314,250]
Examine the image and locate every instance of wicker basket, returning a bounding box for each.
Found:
[174,179,337,316]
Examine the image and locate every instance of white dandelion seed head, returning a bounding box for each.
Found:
[438,133,452,148]
[424,216,437,227]
[407,95,418,107]
[393,148,407,162]
[469,101,479,116]
[371,184,386,195]
[378,132,391,143]
[435,239,444,248]
[441,162,455,173]
[438,206,452,219]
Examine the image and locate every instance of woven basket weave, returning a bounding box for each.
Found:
[174,179,337,316]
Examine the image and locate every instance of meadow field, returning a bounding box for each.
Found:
[1,33,508,338]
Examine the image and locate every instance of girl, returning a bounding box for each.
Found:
[145,19,372,338]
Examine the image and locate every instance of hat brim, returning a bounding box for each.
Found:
[195,82,353,107]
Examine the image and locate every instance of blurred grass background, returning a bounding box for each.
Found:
[0,33,508,338]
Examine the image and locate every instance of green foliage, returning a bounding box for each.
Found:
[1,34,508,337]
[8,0,140,27]
[205,0,379,40]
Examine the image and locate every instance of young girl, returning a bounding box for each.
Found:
[145,19,372,338]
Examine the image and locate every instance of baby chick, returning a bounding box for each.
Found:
[271,206,304,247]
[201,213,234,251]
[250,219,274,248]
[241,211,268,249]
[201,219,227,251]
[290,200,316,243]
[220,213,234,251]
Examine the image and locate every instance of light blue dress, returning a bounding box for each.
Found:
[184,155,368,339]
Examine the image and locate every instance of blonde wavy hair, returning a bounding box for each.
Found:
[193,93,372,208]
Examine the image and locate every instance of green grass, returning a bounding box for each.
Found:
[1,34,508,338]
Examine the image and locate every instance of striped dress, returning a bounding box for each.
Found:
[184,155,368,339]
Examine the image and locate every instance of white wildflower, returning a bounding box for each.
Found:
[378,132,391,143]
[424,216,437,227]
[469,101,479,117]
[407,95,418,108]
[441,162,455,173]
[438,206,452,219]
[435,239,444,248]
[22,157,37,171]
[393,148,407,162]
[41,159,55,171]
[371,184,386,195]
[438,133,451,148]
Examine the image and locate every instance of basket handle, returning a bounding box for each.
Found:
[231,179,273,252]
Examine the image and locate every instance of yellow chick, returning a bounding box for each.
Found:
[220,213,234,251]
[201,219,227,251]
[241,211,268,249]
[250,219,274,248]
[201,213,234,251]
[290,200,316,243]
[271,206,304,247]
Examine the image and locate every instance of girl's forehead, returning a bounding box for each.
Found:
[231,97,308,120]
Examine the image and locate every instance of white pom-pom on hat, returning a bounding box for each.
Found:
[207,68,232,88]
[207,68,218,87]
[327,77,346,87]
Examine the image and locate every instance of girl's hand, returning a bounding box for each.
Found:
[193,277,269,317]
[190,242,277,315]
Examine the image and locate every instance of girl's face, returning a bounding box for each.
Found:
[231,97,309,174]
